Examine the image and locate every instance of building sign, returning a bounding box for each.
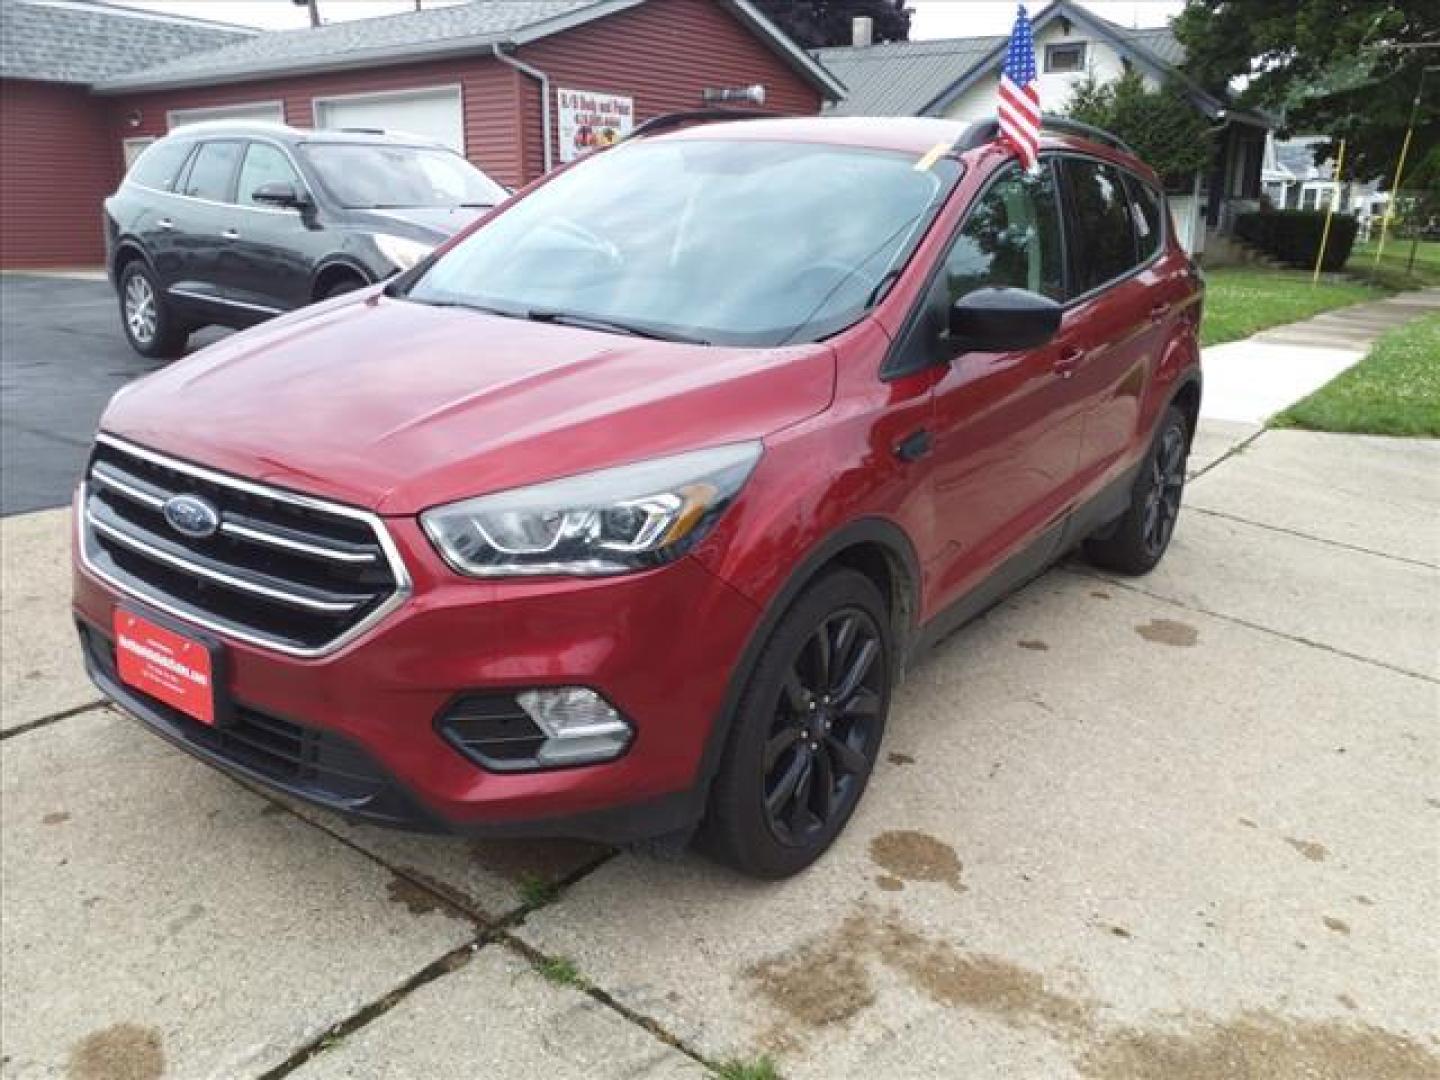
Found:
[556,88,634,163]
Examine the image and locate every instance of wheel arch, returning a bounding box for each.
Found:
[310,257,372,301]
[691,516,922,815]
[110,239,153,285]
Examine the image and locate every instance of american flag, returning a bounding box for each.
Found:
[998,4,1042,171]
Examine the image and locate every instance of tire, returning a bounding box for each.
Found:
[1084,404,1190,575]
[118,260,188,359]
[704,568,892,879]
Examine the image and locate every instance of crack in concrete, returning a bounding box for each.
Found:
[1187,505,1439,570]
[1187,427,1268,482]
[1062,566,1438,686]
[0,699,105,742]
[238,784,720,1078]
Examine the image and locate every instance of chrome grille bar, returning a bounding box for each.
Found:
[79,434,411,658]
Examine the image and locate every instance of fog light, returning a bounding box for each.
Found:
[516,688,632,766]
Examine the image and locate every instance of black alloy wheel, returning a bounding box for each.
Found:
[763,607,884,846]
[1085,404,1190,575]
[705,568,892,879]
[1142,423,1186,558]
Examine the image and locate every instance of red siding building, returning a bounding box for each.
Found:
[1,0,843,269]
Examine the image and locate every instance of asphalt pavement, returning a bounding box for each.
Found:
[0,274,225,516]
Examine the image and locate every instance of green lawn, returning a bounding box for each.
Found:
[1346,239,1440,289]
[1272,313,1440,437]
[1200,268,1390,347]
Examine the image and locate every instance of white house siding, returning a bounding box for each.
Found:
[939,22,1156,122]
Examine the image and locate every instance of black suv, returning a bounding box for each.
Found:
[105,122,507,357]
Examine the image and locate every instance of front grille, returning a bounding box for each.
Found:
[80,434,408,656]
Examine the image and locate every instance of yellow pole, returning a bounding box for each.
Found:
[1313,138,1347,285]
[1372,126,1412,264]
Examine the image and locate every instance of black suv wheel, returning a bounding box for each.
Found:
[705,568,891,878]
[119,261,188,359]
[1085,404,1190,574]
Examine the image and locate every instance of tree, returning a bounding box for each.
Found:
[1172,0,1438,183]
[751,0,912,50]
[1064,72,1214,190]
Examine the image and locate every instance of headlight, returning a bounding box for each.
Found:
[372,233,435,271]
[421,442,762,577]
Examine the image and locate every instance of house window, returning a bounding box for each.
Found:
[1301,187,1319,210]
[1044,42,1087,73]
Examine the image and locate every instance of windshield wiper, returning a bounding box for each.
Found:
[524,309,709,346]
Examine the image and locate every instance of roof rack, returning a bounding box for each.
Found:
[627,108,782,140]
[952,115,1135,157]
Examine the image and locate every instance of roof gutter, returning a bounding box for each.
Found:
[491,42,552,173]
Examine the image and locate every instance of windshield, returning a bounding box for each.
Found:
[403,138,959,347]
[299,143,508,209]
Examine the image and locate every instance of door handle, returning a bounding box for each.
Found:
[1053,346,1084,379]
[157,218,175,230]
[894,429,932,463]
[1149,302,1171,323]
[221,228,240,241]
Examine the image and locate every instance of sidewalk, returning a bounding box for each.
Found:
[1198,287,1440,426]
[1188,287,1440,476]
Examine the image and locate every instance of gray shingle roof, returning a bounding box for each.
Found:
[813,0,1191,120]
[1,0,254,85]
[814,36,1004,117]
[93,0,623,93]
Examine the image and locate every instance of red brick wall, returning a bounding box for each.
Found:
[0,79,120,267]
[516,0,826,179]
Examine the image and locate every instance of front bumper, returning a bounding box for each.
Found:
[73,520,762,842]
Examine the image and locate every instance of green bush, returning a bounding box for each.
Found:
[1234,210,1359,271]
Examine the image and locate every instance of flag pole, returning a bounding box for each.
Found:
[1373,64,1433,266]
[1313,138,1346,285]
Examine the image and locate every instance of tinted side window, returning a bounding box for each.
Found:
[180,141,243,202]
[237,142,302,206]
[1061,159,1137,293]
[1124,173,1165,261]
[128,140,193,190]
[943,163,1065,303]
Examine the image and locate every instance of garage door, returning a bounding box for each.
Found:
[168,101,284,129]
[313,87,464,153]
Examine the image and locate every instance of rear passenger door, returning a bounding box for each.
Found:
[167,139,245,307]
[1055,156,1154,481]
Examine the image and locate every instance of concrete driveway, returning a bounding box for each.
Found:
[2,418,1436,1079]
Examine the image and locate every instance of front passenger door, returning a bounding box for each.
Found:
[920,162,1088,608]
[218,142,318,314]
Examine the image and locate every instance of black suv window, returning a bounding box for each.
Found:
[237,142,303,207]
[179,141,243,203]
[1061,158,1137,294]
[128,139,193,191]
[1124,172,1165,262]
[943,163,1065,303]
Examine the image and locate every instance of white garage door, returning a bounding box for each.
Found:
[313,87,464,152]
[168,101,285,129]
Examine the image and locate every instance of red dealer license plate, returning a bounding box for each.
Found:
[114,609,216,725]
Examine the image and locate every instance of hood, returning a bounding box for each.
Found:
[101,293,837,515]
[351,206,489,241]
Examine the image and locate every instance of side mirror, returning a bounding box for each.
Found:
[948,287,1061,354]
[251,181,310,209]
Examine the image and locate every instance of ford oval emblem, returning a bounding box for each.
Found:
[162,494,221,539]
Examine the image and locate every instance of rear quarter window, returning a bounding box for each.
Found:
[1060,157,1138,294]
[127,140,194,191]
[1124,173,1165,262]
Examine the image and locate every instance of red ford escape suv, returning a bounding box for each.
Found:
[74,114,1202,879]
